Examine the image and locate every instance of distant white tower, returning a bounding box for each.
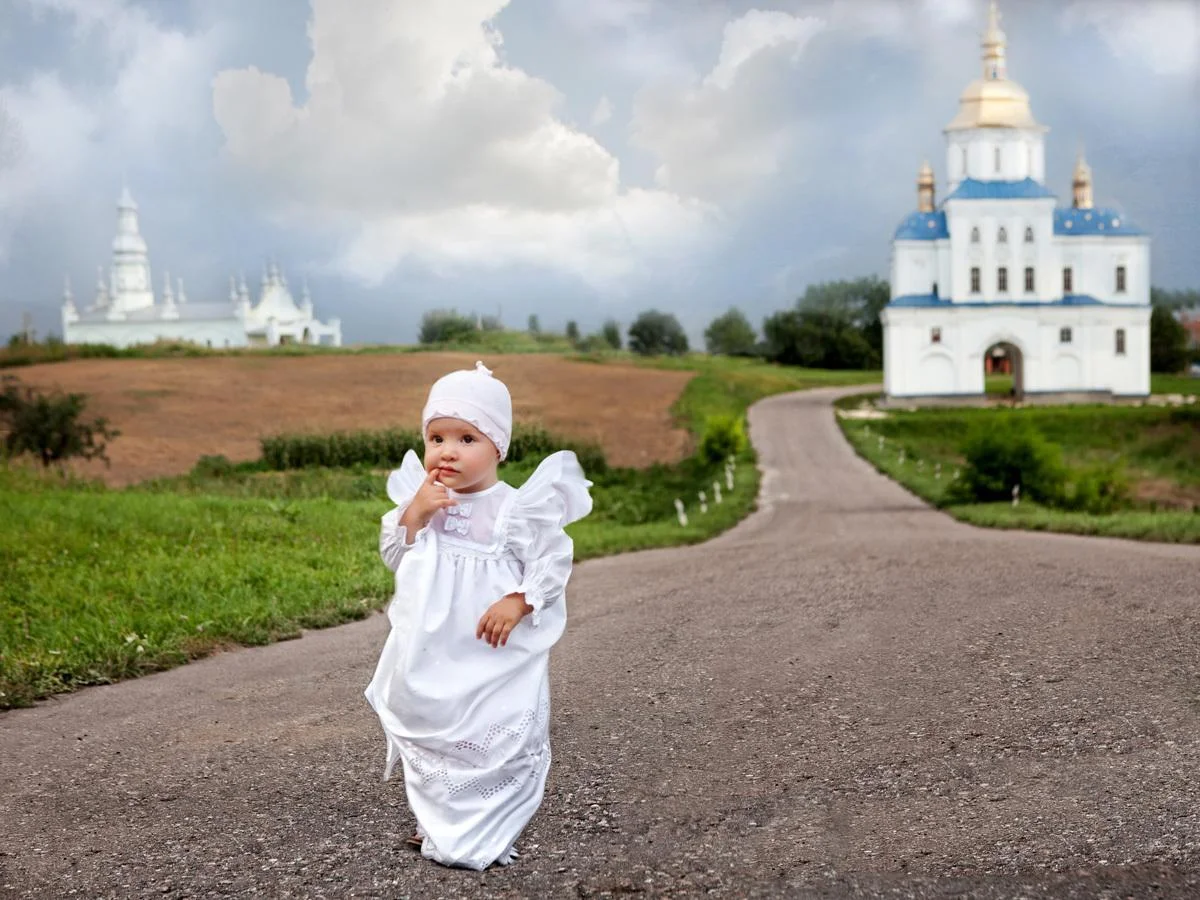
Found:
[108,186,155,317]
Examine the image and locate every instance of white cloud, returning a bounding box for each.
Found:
[631,9,825,203]
[1061,1,1200,77]
[0,0,222,259]
[591,95,614,127]
[0,75,99,261]
[213,0,714,288]
[706,10,820,89]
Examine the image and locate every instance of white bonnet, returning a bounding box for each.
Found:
[421,360,513,460]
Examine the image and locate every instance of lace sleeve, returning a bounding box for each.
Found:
[379,450,430,572]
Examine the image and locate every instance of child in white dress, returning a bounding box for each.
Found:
[364,361,593,871]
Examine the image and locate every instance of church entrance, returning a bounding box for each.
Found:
[984,342,1024,400]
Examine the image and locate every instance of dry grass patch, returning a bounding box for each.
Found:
[14,353,693,484]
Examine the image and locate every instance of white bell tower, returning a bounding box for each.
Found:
[108,186,155,317]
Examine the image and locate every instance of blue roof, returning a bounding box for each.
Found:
[893,211,948,240]
[1054,206,1146,236]
[888,293,1134,308]
[944,178,1057,201]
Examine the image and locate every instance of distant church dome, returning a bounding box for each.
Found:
[944,2,1043,132]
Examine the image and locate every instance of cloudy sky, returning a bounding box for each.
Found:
[1,0,1197,344]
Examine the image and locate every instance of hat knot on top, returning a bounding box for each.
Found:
[422,360,513,459]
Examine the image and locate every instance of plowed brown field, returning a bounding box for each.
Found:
[12,353,694,485]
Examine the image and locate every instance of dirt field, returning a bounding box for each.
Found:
[11,353,694,485]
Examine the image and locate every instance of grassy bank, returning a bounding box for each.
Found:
[836,395,1200,544]
[1,356,874,708]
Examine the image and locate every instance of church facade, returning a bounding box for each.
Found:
[881,2,1150,400]
[62,188,342,349]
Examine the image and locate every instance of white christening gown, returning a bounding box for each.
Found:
[364,449,592,870]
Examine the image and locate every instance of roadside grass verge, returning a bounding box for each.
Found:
[836,393,1200,544]
[2,355,876,708]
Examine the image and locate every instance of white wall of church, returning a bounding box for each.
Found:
[944,198,1057,300]
[1056,236,1149,304]
[946,128,1045,189]
[65,319,249,350]
[882,306,1150,397]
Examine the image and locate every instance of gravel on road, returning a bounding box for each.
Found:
[2,386,1198,899]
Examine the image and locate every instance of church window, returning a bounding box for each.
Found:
[970,267,981,294]
[970,226,980,244]
[931,327,942,344]
[997,227,1008,244]
[1024,226,1034,243]
[1115,328,1126,355]
[1063,267,1073,293]
[1060,327,1072,344]
[1116,265,1127,293]
[997,267,1008,293]
[1024,266,1035,292]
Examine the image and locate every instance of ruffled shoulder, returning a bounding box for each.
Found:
[511,450,593,532]
[386,449,427,506]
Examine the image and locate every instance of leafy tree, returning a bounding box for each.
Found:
[762,308,877,369]
[628,310,689,356]
[479,314,503,332]
[601,319,622,350]
[0,375,119,467]
[1151,286,1200,310]
[565,320,580,344]
[704,308,757,356]
[760,277,888,369]
[418,309,477,344]
[1150,304,1189,373]
[527,314,540,334]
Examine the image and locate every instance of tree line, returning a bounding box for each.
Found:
[419,277,1197,374]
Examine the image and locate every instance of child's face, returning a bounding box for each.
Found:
[423,417,500,494]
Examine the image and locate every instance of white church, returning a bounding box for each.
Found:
[62,188,342,349]
[881,2,1150,400]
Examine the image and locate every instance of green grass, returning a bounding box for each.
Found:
[1,354,877,708]
[836,395,1200,544]
[1152,373,1200,396]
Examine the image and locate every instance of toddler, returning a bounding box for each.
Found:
[364,361,592,870]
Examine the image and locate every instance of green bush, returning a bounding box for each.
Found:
[418,309,478,344]
[950,416,1067,505]
[0,375,120,467]
[259,424,607,474]
[697,414,748,465]
[193,454,237,478]
[1064,463,1130,515]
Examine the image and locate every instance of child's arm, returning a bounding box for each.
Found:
[379,468,456,571]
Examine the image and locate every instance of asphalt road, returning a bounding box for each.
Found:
[3,387,1199,899]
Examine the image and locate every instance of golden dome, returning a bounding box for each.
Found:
[945,78,1042,131]
[944,2,1044,132]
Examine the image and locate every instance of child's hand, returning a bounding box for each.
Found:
[476,593,533,648]
[399,468,457,538]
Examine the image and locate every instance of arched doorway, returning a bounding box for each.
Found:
[984,341,1024,400]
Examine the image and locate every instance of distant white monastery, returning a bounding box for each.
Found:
[61,188,342,349]
[881,2,1150,400]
